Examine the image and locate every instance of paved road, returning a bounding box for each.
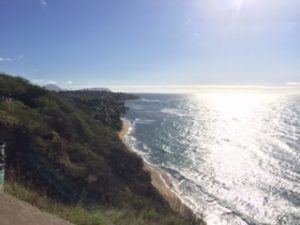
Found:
[0,193,74,225]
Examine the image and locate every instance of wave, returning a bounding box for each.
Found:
[140,98,161,103]
[161,108,186,117]
[134,118,155,124]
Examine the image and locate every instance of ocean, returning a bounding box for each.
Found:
[123,92,300,225]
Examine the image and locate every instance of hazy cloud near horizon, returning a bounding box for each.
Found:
[0,57,12,62]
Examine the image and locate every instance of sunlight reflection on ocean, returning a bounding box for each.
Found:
[124,92,300,225]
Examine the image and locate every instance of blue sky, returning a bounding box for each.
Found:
[0,0,299,91]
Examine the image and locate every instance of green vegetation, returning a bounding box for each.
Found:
[6,172,201,225]
[59,90,138,130]
[0,74,204,225]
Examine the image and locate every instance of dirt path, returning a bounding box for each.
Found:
[0,193,73,225]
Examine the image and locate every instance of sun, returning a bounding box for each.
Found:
[214,0,246,11]
[232,0,245,11]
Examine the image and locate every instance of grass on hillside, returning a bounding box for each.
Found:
[5,180,204,225]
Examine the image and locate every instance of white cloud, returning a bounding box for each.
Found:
[32,79,44,84]
[46,80,58,85]
[31,79,58,85]
[108,85,300,93]
[0,54,24,62]
[40,0,48,8]
[66,80,74,85]
[286,82,300,86]
[0,57,12,62]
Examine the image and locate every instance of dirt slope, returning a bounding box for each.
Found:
[0,193,73,225]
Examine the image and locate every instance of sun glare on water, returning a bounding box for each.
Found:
[193,91,279,178]
[191,92,284,224]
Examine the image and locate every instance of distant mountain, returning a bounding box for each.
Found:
[82,87,111,92]
[43,84,63,92]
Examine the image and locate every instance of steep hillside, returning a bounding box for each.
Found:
[0,74,203,225]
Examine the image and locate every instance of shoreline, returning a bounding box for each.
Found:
[119,119,195,219]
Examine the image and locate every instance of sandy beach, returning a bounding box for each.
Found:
[119,119,194,218]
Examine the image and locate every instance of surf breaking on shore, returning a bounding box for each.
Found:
[118,119,197,219]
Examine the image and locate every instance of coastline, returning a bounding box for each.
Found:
[119,119,195,219]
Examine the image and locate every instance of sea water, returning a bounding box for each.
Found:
[123,92,300,225]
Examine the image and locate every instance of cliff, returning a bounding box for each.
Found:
[0,73,202,225]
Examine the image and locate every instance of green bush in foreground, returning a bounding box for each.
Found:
[5,180,203,225]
